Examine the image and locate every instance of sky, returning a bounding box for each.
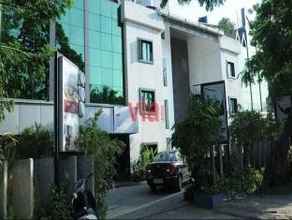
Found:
[168,0,261,27]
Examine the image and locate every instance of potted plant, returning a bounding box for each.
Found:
[193,177,225,209]
[173,96,225,209]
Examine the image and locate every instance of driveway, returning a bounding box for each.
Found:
[106,181,184,219]
[105,182,235,219]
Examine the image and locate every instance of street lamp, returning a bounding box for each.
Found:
[241,8,254,111]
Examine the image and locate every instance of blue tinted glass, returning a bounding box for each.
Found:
[89,48,101,66]
[113,70,123,87]
[70,8,84,27]
[112,35,122,53]
[88,13,100,31]
[100,0,111,17]
[90,66,102,84]
[113,53,122,70]
[102,68,113,87]
[75,0,84,9]
[69,26,84,46]
[100,33,112,51]
[88,0,100,14]
[101,51,112,68]
[86,0,124,104]
[100,16,112,34]
[89,30,100,49]
[58,0,85,71]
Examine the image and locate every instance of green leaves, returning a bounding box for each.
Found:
[172,96,221,187]
[0,134,18,168]
[218,17,236,38]
[15,123,54,159]
[243,0,292,97]
[77,112,124,219]
[160,0,224,11]
[0,0,71,123]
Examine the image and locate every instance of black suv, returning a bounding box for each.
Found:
[145,151,191,192]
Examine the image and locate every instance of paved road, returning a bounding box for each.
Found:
[106,182,185,219]
[106,182,236,219]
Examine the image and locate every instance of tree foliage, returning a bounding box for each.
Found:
[160,0,224,10]
[172,96,221,190]
[78,112,124,219]
[15,123,53,159]
[218,17,236,38]
[230,111,280,168]
[90,86,125,105]
[242,0,292,184]
[0,0,72,121]
[243,0,292,97]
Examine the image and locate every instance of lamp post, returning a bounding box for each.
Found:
[54,53,60,187]
[241,8,254,111]
[245,10,264,112]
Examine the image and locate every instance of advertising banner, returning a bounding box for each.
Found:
[58,55,85,152]
[201,81,228,144]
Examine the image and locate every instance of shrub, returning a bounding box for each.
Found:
[77,112,124,219]
[230,111,280,168]
[15,123,53,159]
[172,96,221,191]
[0,134,17,168]
[46,185,71,220]
[242,168,264,194]
[132,146,157,181]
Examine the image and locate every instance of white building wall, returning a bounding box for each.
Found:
[161,23,175,144]
[220,35,269,115]
[0,100,136,135]
[123,1,172,163]
[219,36,251,114]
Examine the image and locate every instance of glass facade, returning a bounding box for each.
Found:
[58,0,124,105]
[57,0,85,71]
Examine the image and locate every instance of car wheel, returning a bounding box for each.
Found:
[176,175,183,192]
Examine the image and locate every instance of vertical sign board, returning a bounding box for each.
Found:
[201,81,228,144]
[58,55,85,152]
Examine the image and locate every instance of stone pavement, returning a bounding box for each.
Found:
[215,194,292,220]
[143,194,292,219]
[144,201,239,219]
[107,181,292,219]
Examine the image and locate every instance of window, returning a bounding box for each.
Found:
[164,99,169,129]
[138,39,153,64]
[140,89,155,113]
[229,98,238,114]
[227,61,236,78]
[163,58,168,86]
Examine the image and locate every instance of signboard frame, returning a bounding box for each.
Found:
[57,54,85,153]
[201,80,229,144]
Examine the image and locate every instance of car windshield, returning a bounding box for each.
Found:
[154,151,178,162]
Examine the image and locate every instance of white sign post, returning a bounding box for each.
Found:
[58,55,85,152]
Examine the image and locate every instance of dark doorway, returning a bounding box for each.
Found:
[171,37,190,123]
[111,134,130,181]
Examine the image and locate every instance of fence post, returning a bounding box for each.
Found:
[218,145,224,177]
[210,145,216,184]
[0,161,8,219]
[10,159,34,219]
